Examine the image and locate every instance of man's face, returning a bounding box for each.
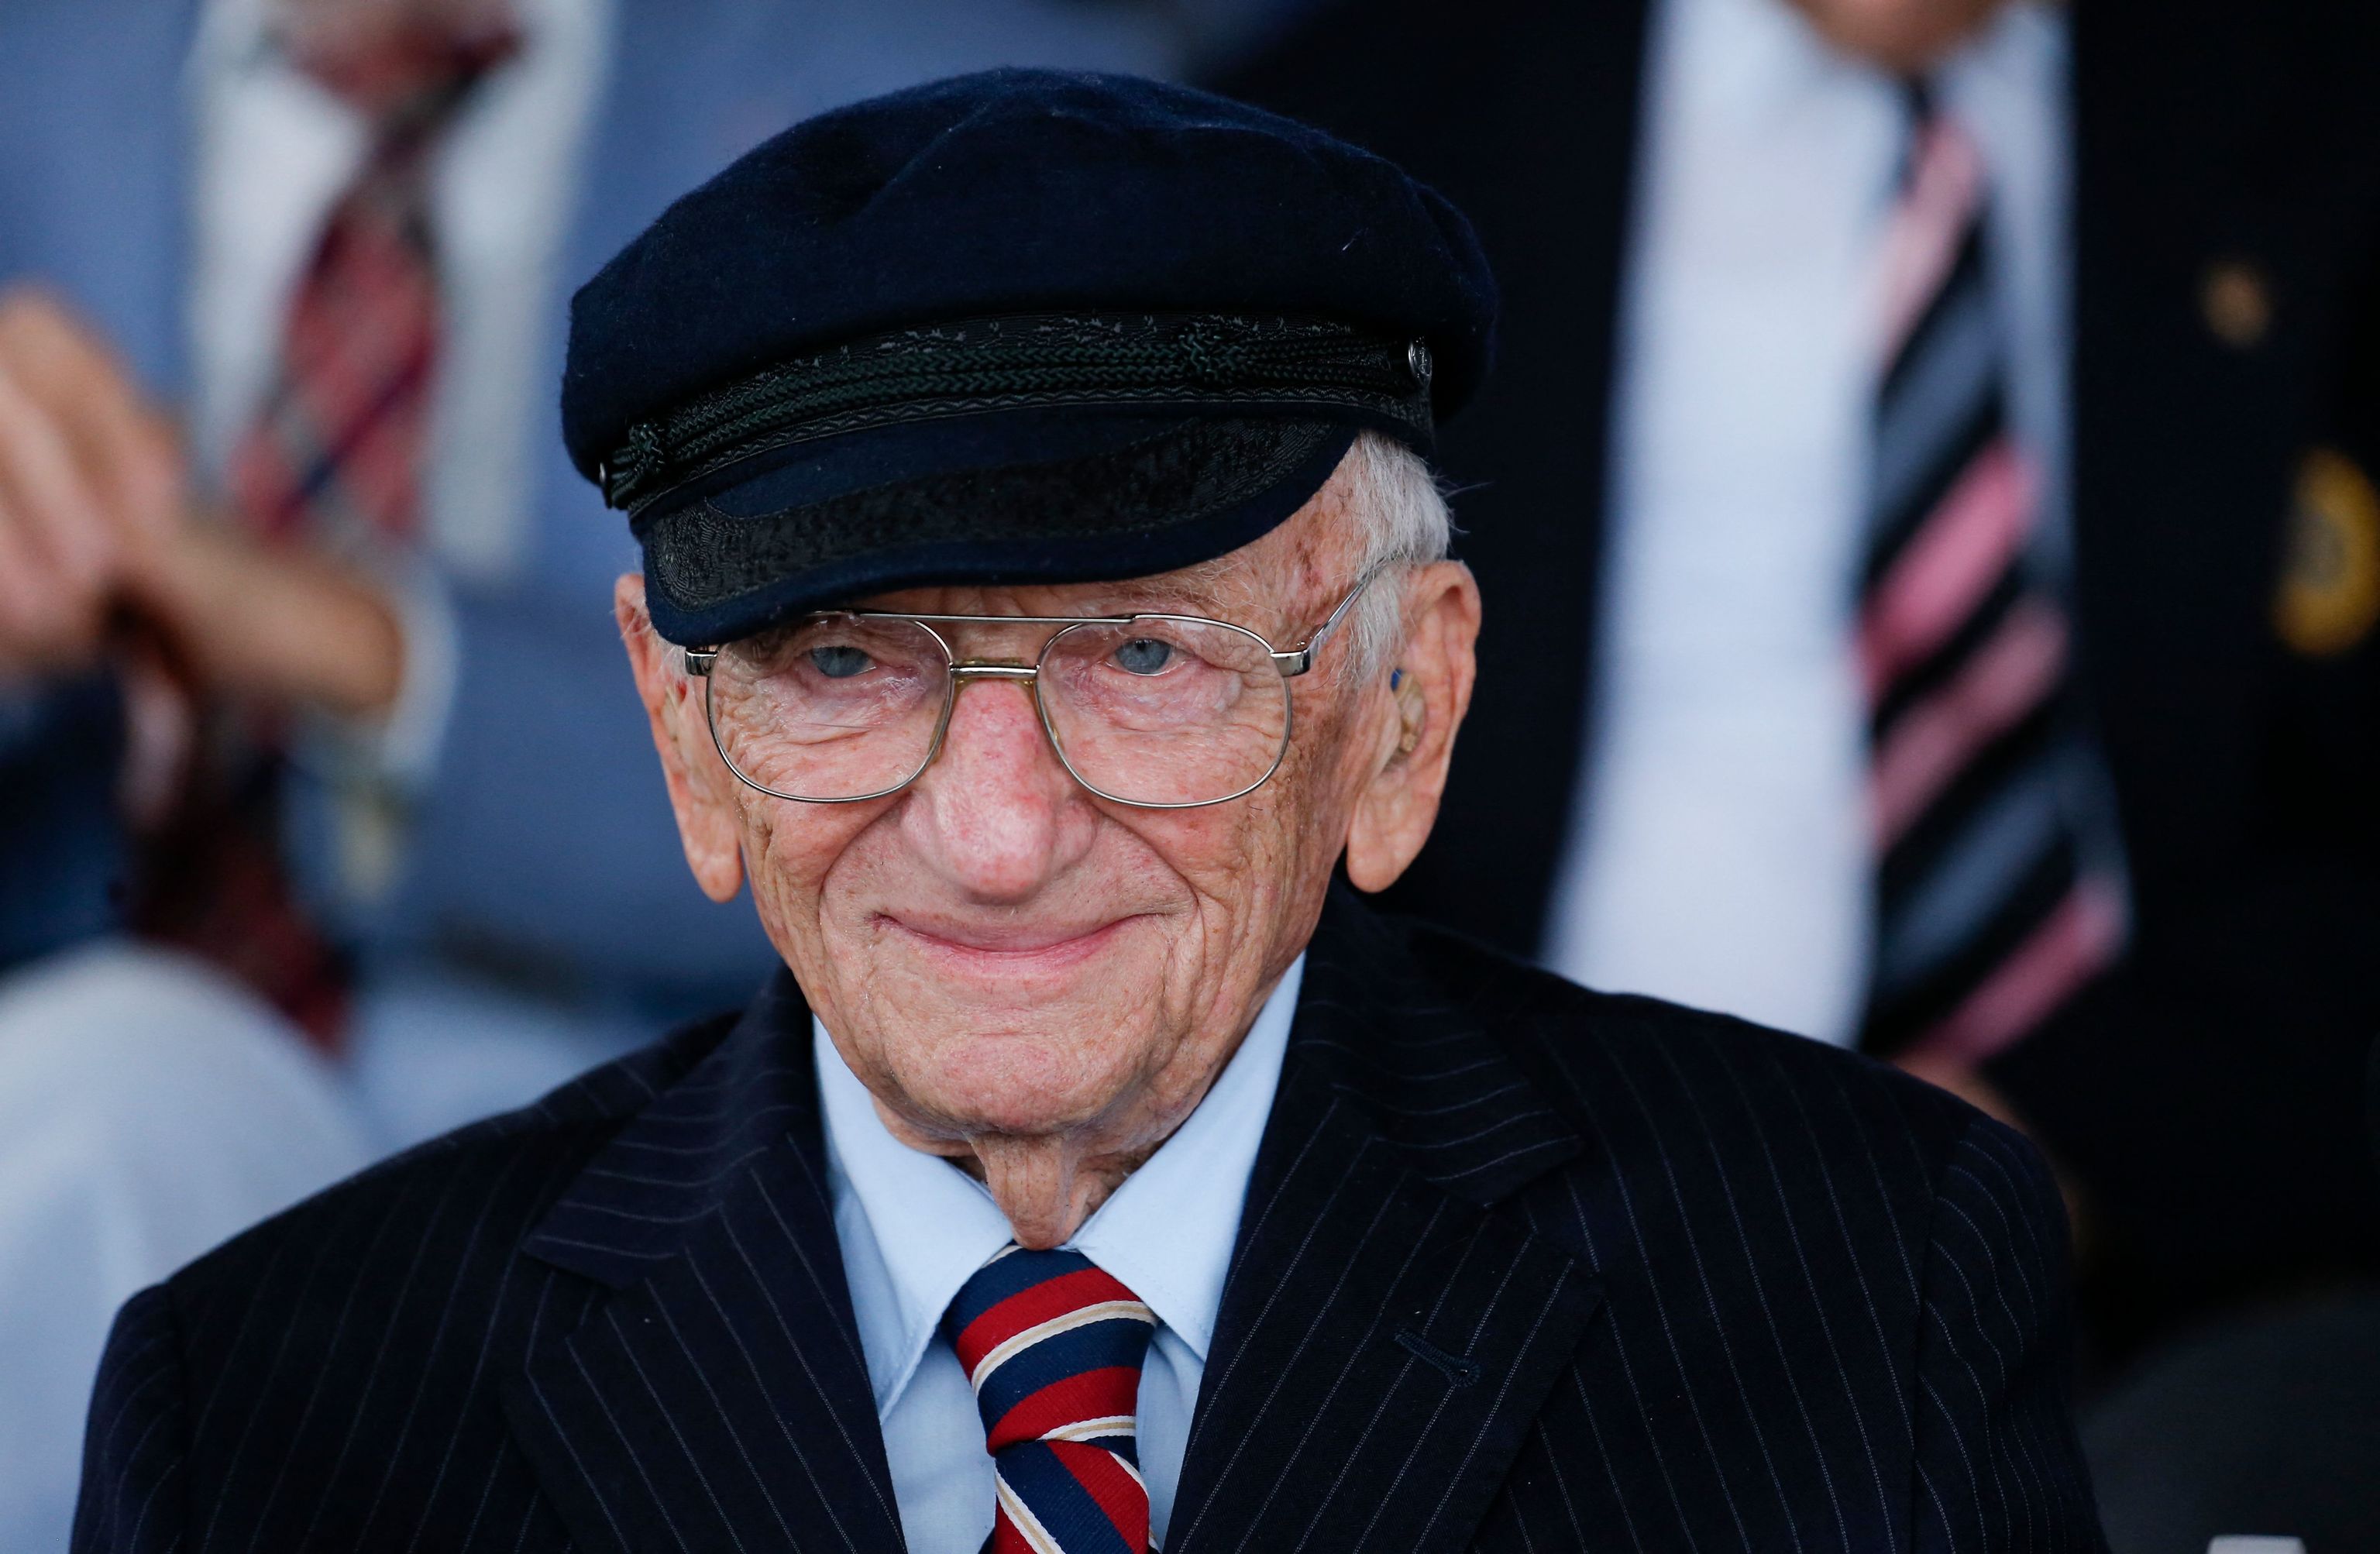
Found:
[1783,0,2017,73]
[620,450,1478,1243]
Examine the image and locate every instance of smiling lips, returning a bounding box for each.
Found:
[879,913,1139,975]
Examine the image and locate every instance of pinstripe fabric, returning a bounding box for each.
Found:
[74,890,2104,1552]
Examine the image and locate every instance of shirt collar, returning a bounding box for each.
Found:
[816,954,1303,1416]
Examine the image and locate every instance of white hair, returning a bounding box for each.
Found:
[1335,428,1454,681]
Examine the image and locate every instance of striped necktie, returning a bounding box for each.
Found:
[1858,86,2128,1064]
[944,1246,1157,1554]
[231,15,519,545]
[132,16,517,1043]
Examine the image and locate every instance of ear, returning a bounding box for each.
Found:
[615,574,745,903]
[1343,559,1481,892]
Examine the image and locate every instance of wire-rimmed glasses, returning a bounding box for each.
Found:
[681,570,1380,809]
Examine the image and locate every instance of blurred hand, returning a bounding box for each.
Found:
[0,287,402,720]
[0,289,181,683]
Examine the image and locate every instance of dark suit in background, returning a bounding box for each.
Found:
[74,892,2105,1551]
[1219,0,2380,1358]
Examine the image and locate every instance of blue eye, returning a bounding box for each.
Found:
[809,644,874,679]
[1113,638,1175,675]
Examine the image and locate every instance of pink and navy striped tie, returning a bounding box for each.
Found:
[945,1246,1157,1554]
[1859,86,2129,1063]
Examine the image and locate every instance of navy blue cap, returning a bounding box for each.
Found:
[562,67,1497,645]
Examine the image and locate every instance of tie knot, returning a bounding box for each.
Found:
[944,1246,1155,1453]
[944,1247,1157,1552]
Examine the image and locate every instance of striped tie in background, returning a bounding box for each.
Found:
[230,17,519,546]
[1858,86,2129,1065]
[132,17,516,1043]
[944,1246,1157,1554]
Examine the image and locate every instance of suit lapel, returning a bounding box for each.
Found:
[1168,893,1606,1554]
[502,974,907,1554]
[498,898,1603,1554]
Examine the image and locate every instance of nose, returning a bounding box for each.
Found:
[899,676,1095,903]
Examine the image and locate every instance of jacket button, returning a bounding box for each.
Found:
[2201,258,2272,349]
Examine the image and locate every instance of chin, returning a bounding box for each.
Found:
[896,999,1160,1140]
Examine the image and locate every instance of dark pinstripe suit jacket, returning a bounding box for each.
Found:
[74,890,2106,1552]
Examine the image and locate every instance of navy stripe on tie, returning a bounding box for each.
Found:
[975,1316,1159,1423]
[999,1442,1142,1554]
[944,1245,1074,1332]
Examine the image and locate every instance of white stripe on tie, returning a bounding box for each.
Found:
[967,1299,1156,1391]
[1042,1415,1137,1442]
[996,1471,1068,1554]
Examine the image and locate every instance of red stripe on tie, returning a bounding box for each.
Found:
[1876,115,1985,362]
[1053,1440,1150,1549]
[1861,439,2034,699]
[989,1502,1035,1554]
[1905,876,2127,1064]
[229,435,308,540]
[1871,597,2068,845]
[953,1267,1137,1374]
[986,1367,1145,1453]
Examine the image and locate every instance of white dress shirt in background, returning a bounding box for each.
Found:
[1545,0,2068,1045]
[187,0,614,796]
[0,947,373,1553]
[183,0,659,1150]
[817,956,1304,1554]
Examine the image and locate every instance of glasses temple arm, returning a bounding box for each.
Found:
[1273,565,1388,677]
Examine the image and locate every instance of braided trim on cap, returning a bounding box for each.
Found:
[600,313,1432,513]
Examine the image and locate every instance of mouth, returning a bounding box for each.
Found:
[875,912,1143,976]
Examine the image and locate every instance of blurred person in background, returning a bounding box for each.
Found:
[1225,0,2380,1545]
[0,0,1267,1546]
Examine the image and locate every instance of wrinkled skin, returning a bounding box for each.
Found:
[619,449,1481,1247]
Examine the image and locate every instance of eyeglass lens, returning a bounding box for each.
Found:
[707,616,949,801]
[703,614,1292,806]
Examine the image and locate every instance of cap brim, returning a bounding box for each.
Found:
[632,407,1359,645]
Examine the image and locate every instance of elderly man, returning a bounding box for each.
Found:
[74,70,2104,1553]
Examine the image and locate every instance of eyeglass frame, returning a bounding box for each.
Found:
[678,565,1387,810]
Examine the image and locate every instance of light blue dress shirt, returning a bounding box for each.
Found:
[815,954,1304,1554]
